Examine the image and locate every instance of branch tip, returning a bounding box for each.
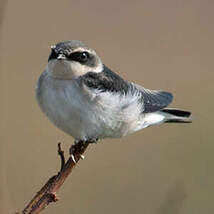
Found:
[57,142,65,171]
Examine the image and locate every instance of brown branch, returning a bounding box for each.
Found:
[20,141,91,214]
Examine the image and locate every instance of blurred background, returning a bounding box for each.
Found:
[0,0,213,213]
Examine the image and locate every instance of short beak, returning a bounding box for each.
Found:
[57,53,66,60]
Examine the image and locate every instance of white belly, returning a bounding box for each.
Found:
[36,72,145,141]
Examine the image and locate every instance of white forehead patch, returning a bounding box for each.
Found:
[72,47,97,57]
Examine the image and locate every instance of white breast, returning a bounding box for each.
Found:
[37,72,100,140]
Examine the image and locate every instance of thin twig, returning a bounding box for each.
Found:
[57,143,65,171]
[21,141,90,214]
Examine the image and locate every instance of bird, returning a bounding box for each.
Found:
[36,40,192,147]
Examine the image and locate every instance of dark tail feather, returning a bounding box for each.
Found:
[161,108,192,123]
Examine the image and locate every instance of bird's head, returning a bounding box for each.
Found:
[47,40,103,79]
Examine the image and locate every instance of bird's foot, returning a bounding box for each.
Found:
[69,139,95,163]
[71,154,77,163]
[80,154,85,159]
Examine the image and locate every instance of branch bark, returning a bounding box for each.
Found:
[20,141,90,214]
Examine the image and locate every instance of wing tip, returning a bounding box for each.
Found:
[158,90,173,106]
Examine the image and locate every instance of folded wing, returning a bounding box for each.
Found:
[133,83,173,113]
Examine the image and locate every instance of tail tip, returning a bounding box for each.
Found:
[162,108,192,123]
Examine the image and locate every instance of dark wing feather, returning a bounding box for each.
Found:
[80,65,130,94]
[134,83,173,113]
[80,65,173,113]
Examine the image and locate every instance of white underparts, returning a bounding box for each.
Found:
[142,112,165,128]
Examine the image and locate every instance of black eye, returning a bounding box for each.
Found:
[77,52,89,62]
[67,51,90,63]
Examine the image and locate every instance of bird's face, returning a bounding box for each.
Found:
[47,40,103,79]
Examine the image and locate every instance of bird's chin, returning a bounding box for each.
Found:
[47,60,74,80]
